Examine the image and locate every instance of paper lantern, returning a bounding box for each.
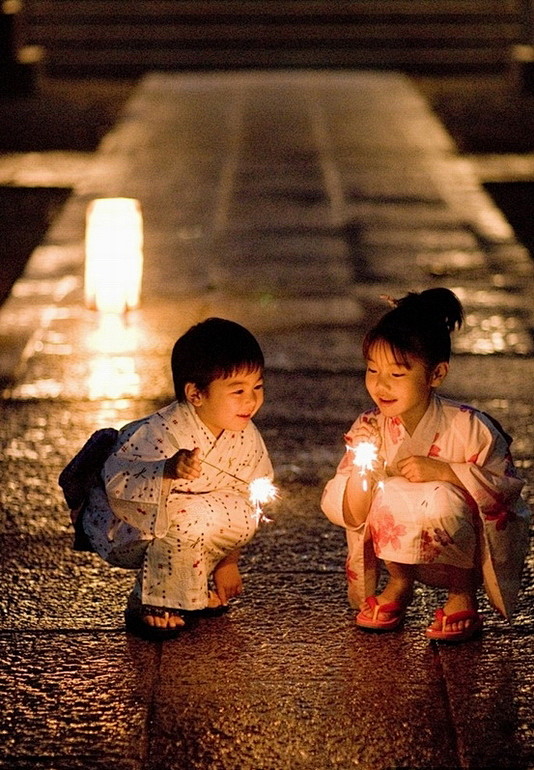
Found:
[84,198,143,313]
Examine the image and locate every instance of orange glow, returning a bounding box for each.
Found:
[85,198,143,313]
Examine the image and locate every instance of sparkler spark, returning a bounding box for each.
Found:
[249,476,279,523]
[347,441,380,491]
[201,457,278,523]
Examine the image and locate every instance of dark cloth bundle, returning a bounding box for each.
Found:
[58,427,118,551]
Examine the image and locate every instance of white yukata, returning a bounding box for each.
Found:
[84,401,273,611]
[321,393,531,620]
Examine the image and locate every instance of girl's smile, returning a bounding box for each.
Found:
[365,342,448,435]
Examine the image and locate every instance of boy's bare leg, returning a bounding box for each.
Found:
[213,549,243,606]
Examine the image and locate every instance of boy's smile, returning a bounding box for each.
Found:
[186,368,264,437]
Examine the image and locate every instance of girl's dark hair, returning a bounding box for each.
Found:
[171,317,264,402]
[362,288,464,370]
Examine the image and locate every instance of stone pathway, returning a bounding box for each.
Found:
[0,70,532,770]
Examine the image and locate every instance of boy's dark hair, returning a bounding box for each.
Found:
[171,317,264,402]
[362,288,464,370]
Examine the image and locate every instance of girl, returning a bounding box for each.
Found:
[321,289,530,642]
[76,318,273,638]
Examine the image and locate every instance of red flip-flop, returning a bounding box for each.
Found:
[356,595,405,632]
[425,608,483,642]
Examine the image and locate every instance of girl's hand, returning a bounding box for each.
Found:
[164,447,201,480]
[344,417,380,449]
[398,455,461,486]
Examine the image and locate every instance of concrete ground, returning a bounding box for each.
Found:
[0,70,533,770]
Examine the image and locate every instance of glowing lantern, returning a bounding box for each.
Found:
[84,198,143,313]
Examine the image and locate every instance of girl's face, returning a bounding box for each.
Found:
[365,341,448,435]
[185,367,264,437]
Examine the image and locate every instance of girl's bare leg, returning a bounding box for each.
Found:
[359,561,415,621]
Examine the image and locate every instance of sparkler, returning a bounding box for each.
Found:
[347,441,383,492]
[248,476,279,524]
[201,458,278,523]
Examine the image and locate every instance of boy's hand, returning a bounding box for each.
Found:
[165,447,201,480]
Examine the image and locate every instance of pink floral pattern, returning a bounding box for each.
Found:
[419,530,442,561]
[369,505,406,551]
[322,393,531,618]
[388,416,403,445]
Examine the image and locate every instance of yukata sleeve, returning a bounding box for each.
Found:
[228,426,274,486]
[321,412,379,528]
[103,420,171,537]
[250,432,274,481]
[448,410,525,522]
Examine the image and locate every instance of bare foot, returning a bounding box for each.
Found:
[141,606,185,630]
[428,592,478,634]
[213,560,243,605]
[207,590,223,609]
[359,589,413,623]
[359,569,414,624]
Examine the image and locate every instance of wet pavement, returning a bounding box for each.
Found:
[0,70,533,770]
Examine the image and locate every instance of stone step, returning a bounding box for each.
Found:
[25,0,522,77]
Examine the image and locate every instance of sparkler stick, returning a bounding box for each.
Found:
[201,458,278,523]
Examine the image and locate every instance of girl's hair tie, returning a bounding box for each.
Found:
[379,294,399,308]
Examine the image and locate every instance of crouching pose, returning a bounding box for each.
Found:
[321,289,530,642]
[71,318,273,638]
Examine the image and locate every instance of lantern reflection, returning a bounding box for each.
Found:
[86,314,142,400]
[85,198,143,314]
[87,356,140,401]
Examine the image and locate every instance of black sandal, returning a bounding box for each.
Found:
[125,603,186,640]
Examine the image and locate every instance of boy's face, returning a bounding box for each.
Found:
[186,367,264,437]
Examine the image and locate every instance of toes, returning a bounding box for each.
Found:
[207,590,223,608]
[141,610,185,629]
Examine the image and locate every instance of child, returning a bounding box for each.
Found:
[321,289,531,642]
[78,317,273,638]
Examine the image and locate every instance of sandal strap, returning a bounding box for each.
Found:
[140,604,184,619]
[435,607,480,631]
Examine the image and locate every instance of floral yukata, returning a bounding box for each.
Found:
[84,401,273,611]
[321,394,531,619]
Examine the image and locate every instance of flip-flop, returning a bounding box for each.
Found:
[425,608,483,643]
[125,604,186,641]
[356,595,405,632]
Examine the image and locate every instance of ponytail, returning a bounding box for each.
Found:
[363,288,464,369]
[394,288,463,333]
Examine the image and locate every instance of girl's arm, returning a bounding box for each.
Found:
[164,447,201,480]
[322,410,383,529]
[448,414,525,516]
[342,469,375,527]
[398,410,525,517]
[397,455,465,488]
